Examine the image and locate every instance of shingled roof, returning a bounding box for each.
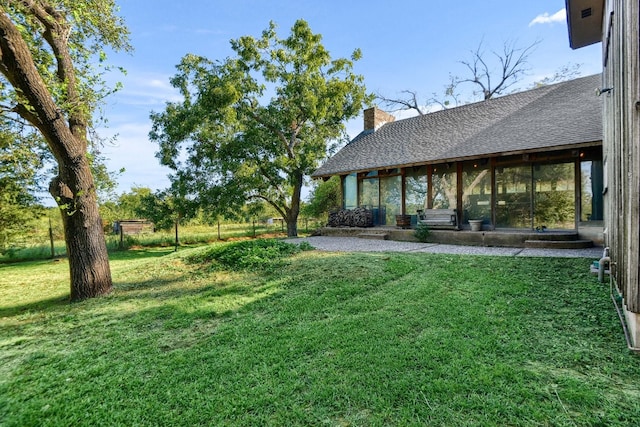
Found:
[312,74,602,178]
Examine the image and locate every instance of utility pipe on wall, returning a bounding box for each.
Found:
[603,246,640,354]
[598,248,611,283]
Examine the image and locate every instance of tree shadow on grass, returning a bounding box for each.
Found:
[0,275,190,319]
[111,271,282,311]
[0,248,175,275]
[1,245,287,327]
[0,294,71,318]
[108,247,178,262]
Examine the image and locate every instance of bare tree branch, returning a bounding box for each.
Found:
[375,89,426,115]
[456,39,540,100]
[377,39,541,115]
[530,63,583,88]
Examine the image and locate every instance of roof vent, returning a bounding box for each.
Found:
[581,8,592,19]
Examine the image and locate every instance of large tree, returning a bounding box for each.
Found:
[150,20,370,237]
[0,1,130,300]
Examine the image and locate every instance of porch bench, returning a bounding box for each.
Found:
[417,209,459,230]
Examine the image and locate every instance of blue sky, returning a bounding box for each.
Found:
[98,0,602,198]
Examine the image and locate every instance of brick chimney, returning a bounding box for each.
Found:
[364,107,395,131]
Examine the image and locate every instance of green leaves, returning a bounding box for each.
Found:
[1,0,131,128]
[150,20,372,235]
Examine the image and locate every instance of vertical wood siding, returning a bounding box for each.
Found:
[604,0,640,312]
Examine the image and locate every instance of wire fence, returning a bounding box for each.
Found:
[1,217,325,263]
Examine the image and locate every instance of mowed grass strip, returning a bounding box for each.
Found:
[1,240,639,426]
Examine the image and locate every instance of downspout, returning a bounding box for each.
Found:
[605,248,640,353]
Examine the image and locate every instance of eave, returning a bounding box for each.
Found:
[566,0,604,49]
[311,140,602,179]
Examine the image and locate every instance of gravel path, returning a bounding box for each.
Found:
[285,236,604,259]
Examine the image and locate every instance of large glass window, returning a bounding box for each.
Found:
[496,162,577,229]
[405,166,427,215]
[496,165,532,228]
[533,163,575,229]
[359,174,379,209]
[431,164,456,209]
[462,161,491,223]
[359,171,383,225]
[343,173,357,210]
[380,174,402,225]
[581,160,603,221]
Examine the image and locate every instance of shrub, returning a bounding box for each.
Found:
[298,241,315,251]
[187,239,304,272]
[414,223,430,242]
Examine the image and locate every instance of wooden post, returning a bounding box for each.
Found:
[490,158,497,229]
[252,220,256,237]
[49,218,55,259]
[119,223,124,250]
[401,167,406,215]
[217,220,221,240]
[427,165,433,209]
[174,219,179,252]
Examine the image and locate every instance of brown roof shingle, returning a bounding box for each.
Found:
[312,74,602,177]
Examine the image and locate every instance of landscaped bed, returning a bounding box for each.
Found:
[1,240,639,425]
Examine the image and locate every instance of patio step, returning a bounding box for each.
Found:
[527,231,580,241]
[524,239,593,249]
[358,232,389,240]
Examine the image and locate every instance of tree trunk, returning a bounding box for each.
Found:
[50,159,112,301]
[285,171,304,237]
[286,217,298,237]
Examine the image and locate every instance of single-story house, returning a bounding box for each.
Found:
[313,74,603,243]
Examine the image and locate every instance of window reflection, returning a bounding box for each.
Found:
[533,163,575,229]
[462,162,491,223]
[405,166,427,216]
[343,173,357,210]
[581,160,603,221]
[496,165,532,228]
[431,165,456,209]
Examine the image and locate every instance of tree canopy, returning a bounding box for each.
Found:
[302,175,341,219]
[0,0,130,300]
[150,19,371,237]
[0,123,47,252]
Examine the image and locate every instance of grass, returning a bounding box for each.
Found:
[1,240,640,426]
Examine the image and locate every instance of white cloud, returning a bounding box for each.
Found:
[117,73,182,106]
[529,9,566,27]
[97,122,172,194]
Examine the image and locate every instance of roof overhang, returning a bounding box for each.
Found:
[311,140,603,179]
[566,0,604,49]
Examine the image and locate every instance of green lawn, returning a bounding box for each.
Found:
[1,241,639,426]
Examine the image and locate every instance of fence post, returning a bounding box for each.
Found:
[253,220,256,237]
[174,219,179,252]
[119,224,124,251]
[49,218,55,259]
[217,220,221,240]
